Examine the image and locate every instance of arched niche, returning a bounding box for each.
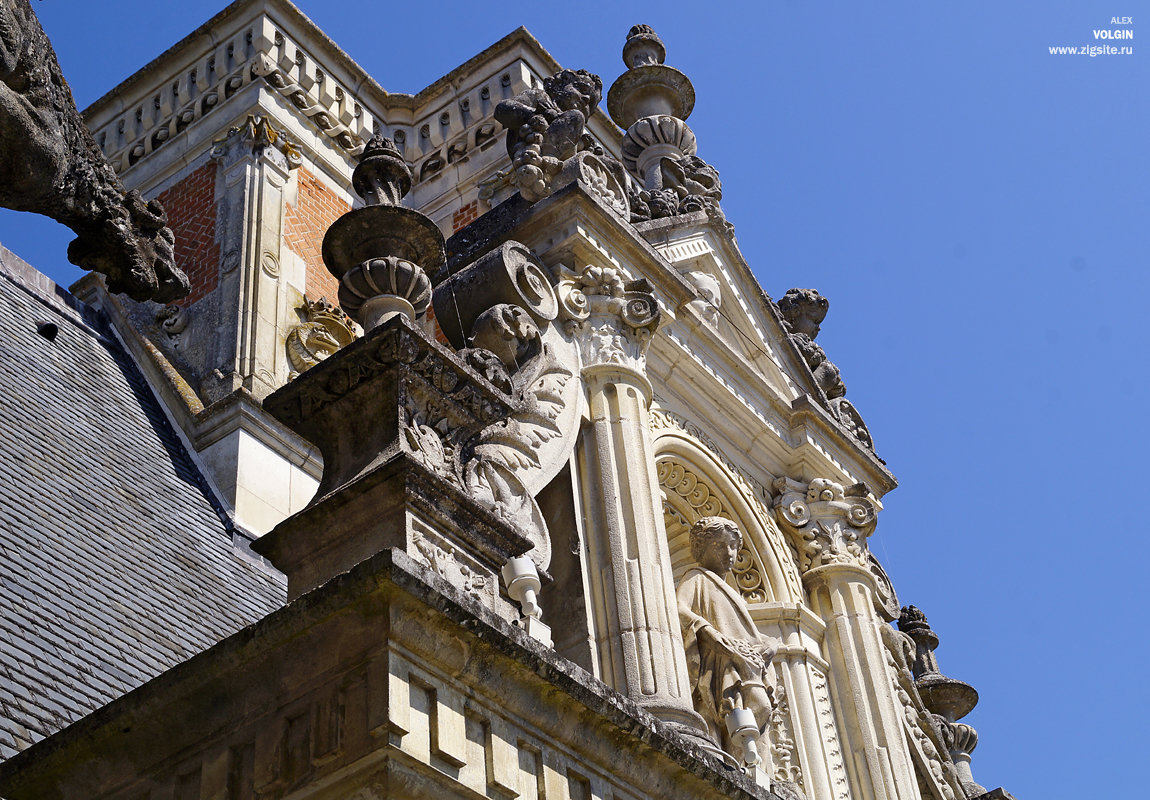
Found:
[653,431,803,605]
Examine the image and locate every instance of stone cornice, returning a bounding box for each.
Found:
[0,548,783,800]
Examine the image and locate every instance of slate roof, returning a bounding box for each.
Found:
[0,245,286,760]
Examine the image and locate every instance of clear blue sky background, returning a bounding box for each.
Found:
[1,2,1145,796]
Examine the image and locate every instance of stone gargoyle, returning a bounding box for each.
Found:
[0,0,188,302]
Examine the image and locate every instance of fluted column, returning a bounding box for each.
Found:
[774,478,920,800]
[560,264,710,741]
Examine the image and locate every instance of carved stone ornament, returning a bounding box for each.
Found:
[777,288,875,452]
[209,114,302,171]
[286,297,357,379]
[557,263,660,375]
[677,517,778,768]
[251,51,363,154]
[771,477,877,573]
[432,243,585,572]
[0,0,188,302]
[493,68,605,203]
[322,136,445,331]
[880,625,964,800]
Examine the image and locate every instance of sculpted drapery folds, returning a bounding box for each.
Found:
[678,516,777,763]
[0,0,188,302]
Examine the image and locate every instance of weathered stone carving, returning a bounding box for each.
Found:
[607,26,725,225]
[434,243,583,574]
[494,68,602,202]
[767,687,804,792]
[881,623,963,800]
[678,517,778,769]
[772,477,876,572]
[557,263,660,373]
[0,0,188,302]
[286,297,357,379]
[898,605,997,800]
[209,115,303,172]
[322,135,444,330]
[777,288,875,451]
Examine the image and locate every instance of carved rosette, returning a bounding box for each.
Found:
[558,264,660,380]
[772,477,876,573]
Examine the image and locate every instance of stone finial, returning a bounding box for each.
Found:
[608,25,695,128]
[896,605,977,722]
[321,141,445,330]
[609,26,726,226]
[622,25,666,68]
[897,605,993,799]
[352,135,411,207]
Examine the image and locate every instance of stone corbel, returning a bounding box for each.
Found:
[772,477,876,574]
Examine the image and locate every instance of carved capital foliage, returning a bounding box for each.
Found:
[772,477,876,573]
[210,114,302,172]
[558,264,660,375]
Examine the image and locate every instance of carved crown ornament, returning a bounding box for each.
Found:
[286,297,358,379]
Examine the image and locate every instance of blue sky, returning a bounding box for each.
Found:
[2,2,1146,796]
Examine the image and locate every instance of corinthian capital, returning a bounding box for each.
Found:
[558,264,661,376]
[772,477,877,572]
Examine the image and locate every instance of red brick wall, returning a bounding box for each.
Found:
[452,200,479,232]
[157,163,219,305]
[284,168,350,302]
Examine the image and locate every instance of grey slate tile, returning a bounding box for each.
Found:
[0,263,286,759]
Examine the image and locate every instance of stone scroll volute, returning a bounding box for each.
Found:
[432,243,585,572]
[772,477,877,573]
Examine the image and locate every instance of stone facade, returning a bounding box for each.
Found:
[0,3,1017,800]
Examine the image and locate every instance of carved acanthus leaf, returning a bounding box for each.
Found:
[772,477,876,573]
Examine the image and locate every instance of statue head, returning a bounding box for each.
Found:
[543,69,603,117]
[777,288,829,339]
[689,516,742,576]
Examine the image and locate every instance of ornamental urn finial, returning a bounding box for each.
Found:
[321,138,445,330]
[352,135,412,207]
[608,25,695,128]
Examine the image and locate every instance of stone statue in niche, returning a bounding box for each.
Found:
[0,0,188,302]
[494,69,603,201]
[678,516,777,768]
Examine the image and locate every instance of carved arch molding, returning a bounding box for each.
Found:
[650,408,803,604]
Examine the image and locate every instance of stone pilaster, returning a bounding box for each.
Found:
[206,115,301,401]
[774,478,920,800]
[560,264,709,739]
